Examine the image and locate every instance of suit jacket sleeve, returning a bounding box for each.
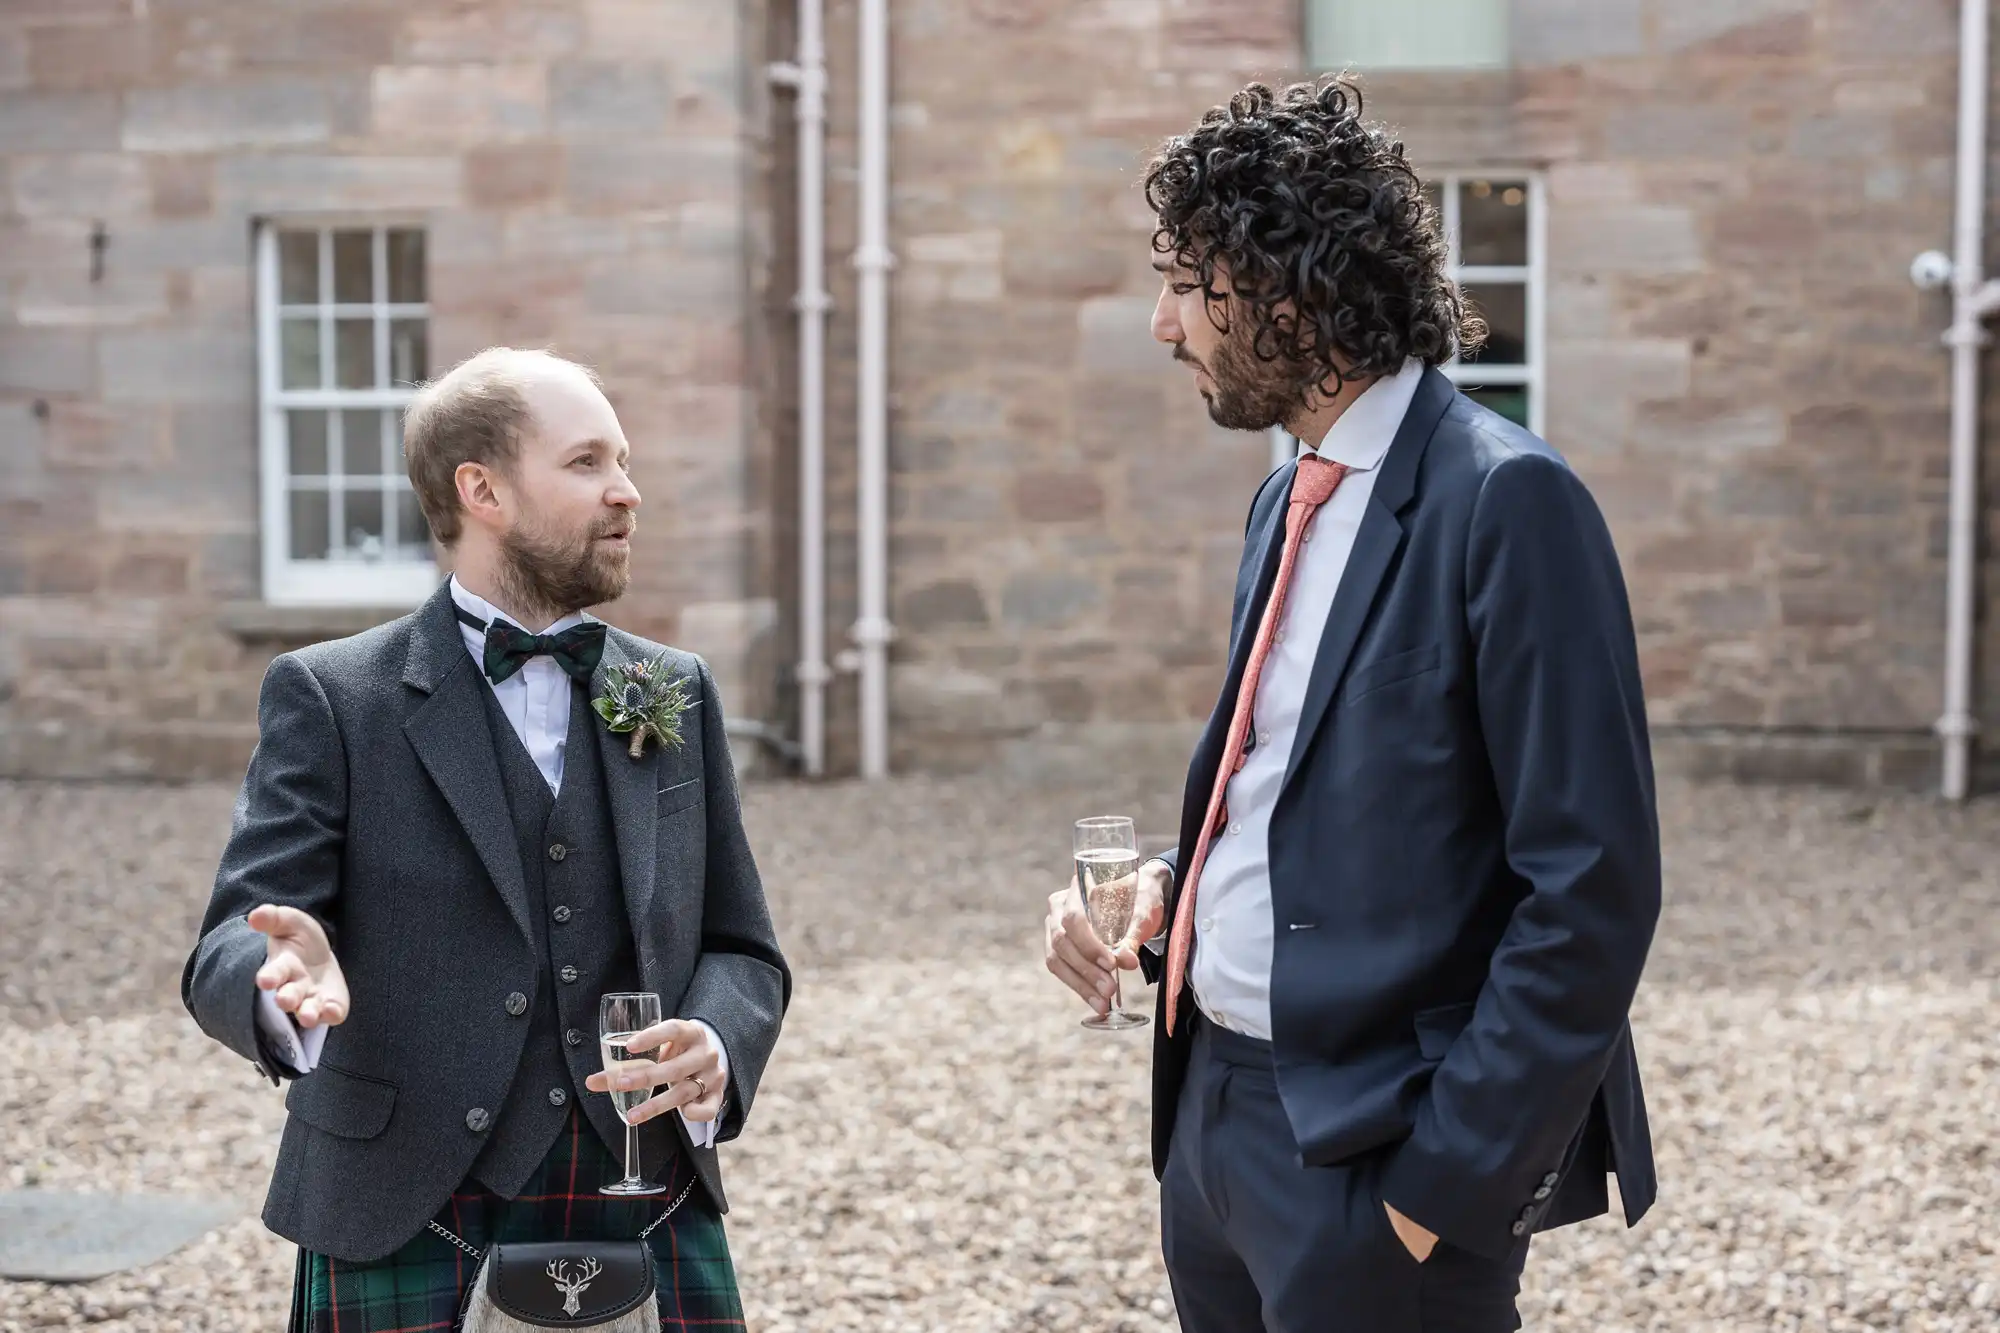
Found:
[1378,452,1662,1259]
[181,652,348,1085]
[676,656,791,1143]
[1136,849,1177,985]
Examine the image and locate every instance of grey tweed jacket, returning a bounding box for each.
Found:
[181,581,790,1263]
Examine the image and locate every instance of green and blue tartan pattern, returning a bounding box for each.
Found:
[291,1111,743,1333]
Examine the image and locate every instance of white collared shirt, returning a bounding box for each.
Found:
[1181,359,1427,1040]
[255,575,724,1146]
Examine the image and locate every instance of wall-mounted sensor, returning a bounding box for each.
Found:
[1910,250,1955,291]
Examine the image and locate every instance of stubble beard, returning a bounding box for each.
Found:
[1183,330,1320,433]
[495,509,633,623]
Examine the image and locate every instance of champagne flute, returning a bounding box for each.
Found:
[598,991,669,1196]
[1074,816,1149,1031]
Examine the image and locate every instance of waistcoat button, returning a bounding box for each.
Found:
[548,1087,568,1108]
[504,991,528,1016]
[560,965,579,984]
[466,1107,491,1133]
[552,905,572,924]
[548,843,567,862]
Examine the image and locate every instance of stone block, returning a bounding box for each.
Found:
[371,65,547,140]
[146,156,215,219]
[1004,241,1126,300]
[400,4,587,62]
[1655,0,1812,52]
[97,330,253,405]
[1078,297,1164,374]
[106,217,253,275]
[26,21,153,91]
[0,31,26,92]
[467,143,565,209]
[550,61,674,136]
[1789,113,1897,161]
[214,155,463,212]
[8,154,149,220]
[900,579,990,630]
[1551,205,1705,275]
[1547,338,1693,408]
[0,92,121,152]
[40,401,170,471]
[1828,0,1957,58]
[123,81,332,153]
[1511,0,1644,65]
[564,141,741,213]
[1603,105,1751,159]
[583,0,738,63]
[1001,571,1102,628]
[0,330,94,393]
[1013,471,1106,522]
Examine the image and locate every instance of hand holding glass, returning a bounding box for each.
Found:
[1074,816,1148,1030]
[598,991,669,1196]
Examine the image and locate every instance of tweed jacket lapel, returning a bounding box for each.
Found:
[402,582,537,946]
[589,629,664,948]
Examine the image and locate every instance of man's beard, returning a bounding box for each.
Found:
[495,509,633,621]
[1179,332,1322,432]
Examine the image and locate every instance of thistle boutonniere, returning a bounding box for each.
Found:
[593,654,697,759]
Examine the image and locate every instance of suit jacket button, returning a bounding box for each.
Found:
[504,991,528,1016]
[466,1108,491,1133]
[548,1087,568,1108]
[1510,1219,1528,1237]
[1533,1185,1553,1201]
[560,965,580,984]
[552,905,572,923]
[1542,1171,1561,1188]
[566,1028,585,1047]
[548,843,567,862]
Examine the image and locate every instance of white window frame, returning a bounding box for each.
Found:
[1436,172,1547,439]
[254,220,439,607]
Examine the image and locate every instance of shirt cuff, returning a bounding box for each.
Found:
[254,988,328,1074]
[677,1019,728,1150]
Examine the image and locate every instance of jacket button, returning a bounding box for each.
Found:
[504,992,528,1016]
[560,965,579,984]
[1533,1184,1553,1201]
[566,1028,585,1047]
[1542,1171,1560,1188]
[548,1087,568,1108]
[1510,1219,1528,1237]
[466,1108,491,1133]
[552,905,572,924]
[548,843,567,862]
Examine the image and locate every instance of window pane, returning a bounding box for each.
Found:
[345,488,386,560]
[1459,179,1529,266]
[1462,385,1531,428]
[335,318,375,389]
[390,318,428,385]
[339,409,386,477]
[287,410,329,477]
[1307,0,1508,70]
[397,490,432,552]
[281,318,321,389]
[289,489,331,560]
[333,229,374,304]
[387,229,426,303]
[278,231,319,304]
[1462,283,1527,366]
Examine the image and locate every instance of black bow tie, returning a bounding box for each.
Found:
[455,605,607,687]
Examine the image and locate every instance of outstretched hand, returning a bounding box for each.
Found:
[249,904,349,1029]
[1043,861,1169,1015]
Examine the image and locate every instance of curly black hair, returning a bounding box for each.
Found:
[1144,78,1483,407]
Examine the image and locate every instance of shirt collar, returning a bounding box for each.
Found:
[448,575,587,638]
[1300,358,1426,472]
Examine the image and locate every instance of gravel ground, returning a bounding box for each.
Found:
[2,773,1996,1331]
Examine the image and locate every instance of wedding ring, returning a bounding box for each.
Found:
[690,1074,708,1100]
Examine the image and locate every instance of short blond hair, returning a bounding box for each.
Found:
[401,347,603,545]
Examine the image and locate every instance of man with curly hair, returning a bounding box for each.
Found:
[1044,80,1660,1330]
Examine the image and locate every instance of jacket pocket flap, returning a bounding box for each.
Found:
[1413,1001,1476,1060]
[285,1062,397,1140]
[656,777,704,816]
[1340,643,1441,704]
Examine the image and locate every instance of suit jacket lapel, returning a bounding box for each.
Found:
[590,630,661,939]
[1280,367,1456,792]
[402,582,535,946]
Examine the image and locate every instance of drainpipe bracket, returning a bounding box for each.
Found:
[796,659,835,687]
[793,289,834,315]
[1942,319,1992,349]
[852,244,899,273]
[766,61,802,87]
[1934,712,1980,740]
[850,616,897,647]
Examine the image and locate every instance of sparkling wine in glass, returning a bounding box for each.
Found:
[1074,815,1149,1031]
[598,991,668,1196]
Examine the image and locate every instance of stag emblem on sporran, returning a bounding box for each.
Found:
[547,1257,602,1317]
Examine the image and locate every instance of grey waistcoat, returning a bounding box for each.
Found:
[471,681,673,1195]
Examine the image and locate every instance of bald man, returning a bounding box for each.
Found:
[183,348,788,1331]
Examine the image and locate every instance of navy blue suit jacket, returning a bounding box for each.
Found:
[1145,368,1660,1260]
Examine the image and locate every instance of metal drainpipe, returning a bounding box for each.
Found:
[1938,0,1995,800]
[768,0,831,778]
[853,0,896,779]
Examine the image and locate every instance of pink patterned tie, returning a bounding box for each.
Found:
[1164,455,1349,1035]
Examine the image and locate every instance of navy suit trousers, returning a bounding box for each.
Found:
[1162,1019,1528,1333]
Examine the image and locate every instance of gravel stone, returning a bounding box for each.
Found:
[1,775,1995,1331]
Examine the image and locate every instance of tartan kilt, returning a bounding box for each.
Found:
[289,1111,743,1333]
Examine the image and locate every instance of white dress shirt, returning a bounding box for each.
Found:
[1171,359,1426,1041]
[256,575,724,1147]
